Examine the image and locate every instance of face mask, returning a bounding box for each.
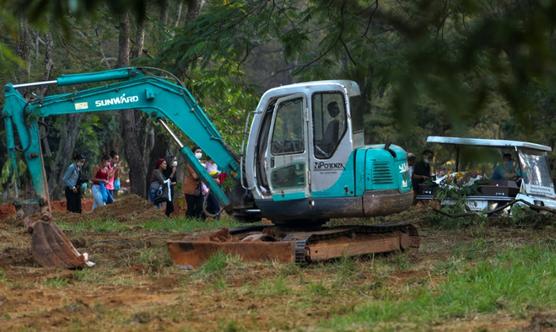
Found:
[195,152,202,160]
[424,158,431,164]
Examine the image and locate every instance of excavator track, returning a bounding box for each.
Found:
[167,223,419,268]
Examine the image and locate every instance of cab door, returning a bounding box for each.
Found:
[264,94,309,201]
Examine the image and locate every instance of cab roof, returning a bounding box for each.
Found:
[427,136,552,152]
[268,80,361,97]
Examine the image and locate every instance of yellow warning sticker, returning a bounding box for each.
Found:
[74,102,88,110]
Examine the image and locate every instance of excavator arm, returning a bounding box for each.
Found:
[3,67,240,208]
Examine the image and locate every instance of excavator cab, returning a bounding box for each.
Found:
[244,81,413,225]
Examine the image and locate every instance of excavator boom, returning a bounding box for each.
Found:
[4,68,241,209]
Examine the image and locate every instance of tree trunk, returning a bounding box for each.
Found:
[39,29,84,199]
[48,114,83,198]
[174,1,184,30]
[15,19,31,80]
[185,0,203,22]
[118,12,148,196]
[131,17,145,58]
[160,1,169,27]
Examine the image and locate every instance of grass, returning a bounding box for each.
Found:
[142,217,241,233]
[57,217,241,234]
[0,268,7,284]
[43,276,70,288]
[323,243,556,330]
[187,251,245,289]
[57,219,131,233]
[136,247,172,274]
[255,276,291,297]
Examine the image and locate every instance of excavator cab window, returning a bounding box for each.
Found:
[312,92,347,159]
[270,98,305,155]
[267,95,307,193]
[255,100,275,195]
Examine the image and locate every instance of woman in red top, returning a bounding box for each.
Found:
[92,155,111,210]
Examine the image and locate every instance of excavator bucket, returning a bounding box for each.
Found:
[31,221,88,269]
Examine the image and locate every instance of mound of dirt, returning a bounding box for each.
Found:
[52,194,166,223]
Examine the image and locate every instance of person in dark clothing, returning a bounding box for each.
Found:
[149,158,174,211]
[63,153,86,213]
[316,101,341,158]
[183,147,205,220]
[204,159,222,219]
[163,155,178,216]
[412,149,434,190]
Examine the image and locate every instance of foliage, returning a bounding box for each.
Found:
[184,62,260,152]
[3,0,556,201]
[164,0,556,152]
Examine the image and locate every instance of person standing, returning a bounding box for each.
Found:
[91,155,111,210]
[407,153,416,180]
[106,151,120,199]
[412,149,434,189]
[63,153,86,213]
[183,147,205,219]
[149,158,172,210]
[162,156,178,216]
[204,158,221,219]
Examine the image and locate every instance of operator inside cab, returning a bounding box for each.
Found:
[315,101,341,158]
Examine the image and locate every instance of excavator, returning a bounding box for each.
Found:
[2,67,418,268]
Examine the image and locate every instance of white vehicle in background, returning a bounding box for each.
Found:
[415,136,556,213]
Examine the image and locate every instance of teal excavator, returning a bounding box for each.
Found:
[3,67,418,268]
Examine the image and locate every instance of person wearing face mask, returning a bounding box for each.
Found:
[183,147,205,219]
[63,153,86,213]
[492,153,520,180]
[412,149,434,189]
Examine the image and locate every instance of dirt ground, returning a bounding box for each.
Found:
[1,198,556,331]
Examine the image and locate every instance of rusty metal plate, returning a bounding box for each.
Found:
[31,221,86,269]
[306,233,403,261]
[167,240,297,268]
